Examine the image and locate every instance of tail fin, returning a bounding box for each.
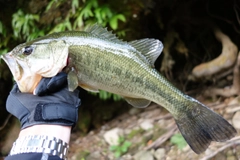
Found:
[175,101,237,154]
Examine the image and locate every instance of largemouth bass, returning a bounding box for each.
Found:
[1,24,236,154]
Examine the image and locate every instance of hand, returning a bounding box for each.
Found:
[6,72,81,129]
[34,72,68,96]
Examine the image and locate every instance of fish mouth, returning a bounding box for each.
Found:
[1,53,21,81]
[1,52,42,93]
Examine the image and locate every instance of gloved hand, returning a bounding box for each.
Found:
[33,72,68,96]
[6,72,81,129]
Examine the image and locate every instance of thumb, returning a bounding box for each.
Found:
[34,72,67,96]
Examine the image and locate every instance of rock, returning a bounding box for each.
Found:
[134,151,154,160]
[121,154,133,160]
[227,156,237,160]
[154,148,166,160]
[73,150,90,160]
[129,108,141,115]
[232,111,240,129]
[139,119,154,130]
[103,128,123,145]
[213,152,226,160]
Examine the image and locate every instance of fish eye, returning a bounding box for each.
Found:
[23,46,33,55]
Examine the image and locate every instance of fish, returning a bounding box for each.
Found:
[1,24,237,154]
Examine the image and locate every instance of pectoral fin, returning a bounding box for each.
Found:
[67,69,79,91]
[124,97,151,108]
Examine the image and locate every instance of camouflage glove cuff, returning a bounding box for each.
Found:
[6,75,81,129]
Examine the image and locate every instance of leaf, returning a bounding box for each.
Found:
[11,9,40,40]
[72,0,79,9]
[118,136,124,143]
[170,133,187,150]
[45,0,55,12]
[114,150,122,158]
[110,145,118,151]
[73,9,84,29]
[0,49,8,56]
[109,14,126,30]
[113,94,122,101]
[123,141,131,148]
[0,21,3,33]
[116,14,126,22]
[121,141,131,152]
[0,21,6,36]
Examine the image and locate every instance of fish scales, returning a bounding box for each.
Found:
[69,43,188,114]
[1,24,237,154]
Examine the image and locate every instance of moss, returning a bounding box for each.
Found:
[152,126,167,142]
[75,150,90,160]
[127,128,145,139]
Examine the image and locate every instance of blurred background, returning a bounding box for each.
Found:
[0,0,240,159]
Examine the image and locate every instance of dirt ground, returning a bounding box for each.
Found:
[68,96,240,160]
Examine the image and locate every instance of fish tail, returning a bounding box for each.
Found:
[174,101,237,154]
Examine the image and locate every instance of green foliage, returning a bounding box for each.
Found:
[91,90,122,101]
[73,0,126,30]
[127,128,144,139]
[10,0,127,42]
[110,136,131,158]
[45,0,63,12]
[170,133,187,150]
[0,21,9,55]
[109,14,126,30]
[12,10,43,41]
[0,49,8,56]
[49,16,72,34]
[0,21,6,36]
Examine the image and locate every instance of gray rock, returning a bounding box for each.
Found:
[154,148,166,160]
[232,111,240,129]
[134,151,154,160]
[129,108,141,115]
[139,119,154,130]
[103,128,124,145]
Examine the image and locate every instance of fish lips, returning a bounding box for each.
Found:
[1,52,41,93]
[1,52,22,81]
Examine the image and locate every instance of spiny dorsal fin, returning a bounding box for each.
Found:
[85,24,125,44]
[129,39,163,67]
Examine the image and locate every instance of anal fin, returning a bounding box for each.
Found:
[124,97,151,108]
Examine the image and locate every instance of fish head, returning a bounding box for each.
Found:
[1,40,69,93]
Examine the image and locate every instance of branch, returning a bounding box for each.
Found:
[200,136,240,160]
[192,29,238,78]
[145,123,178,150]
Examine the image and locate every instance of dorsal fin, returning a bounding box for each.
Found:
[85,24,125,44]
[129,39,163,67]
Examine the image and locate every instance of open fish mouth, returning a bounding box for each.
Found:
[1,53,21,81]
[1,52,42,92]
